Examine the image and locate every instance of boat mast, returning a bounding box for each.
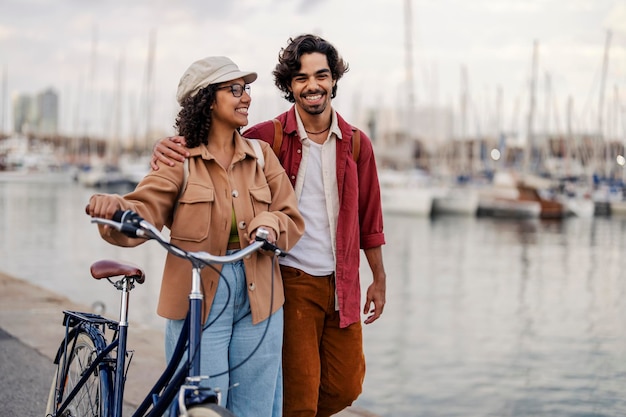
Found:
[404,0,415,137]
[597,30,611,180]
[618,85,626,185]
[460,65,468,177]
[85,26,98,142]
[142,29,156,155]
[542,72,552,176]
[107,52,124,166]
[495,85,503,167]
[523,40,539,179]
[87,26,99,160]
[1,65,6,135]
[566,96,573,178]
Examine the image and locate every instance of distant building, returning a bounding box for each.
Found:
[12,94,34,134]
[37,88,59,136]
[12,88,59,136]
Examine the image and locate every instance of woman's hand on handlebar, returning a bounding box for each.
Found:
[86,195,122,224]
[250,227,276,246]
[249,227,288,257]
[150,136,189,170]
[250,227,282,256]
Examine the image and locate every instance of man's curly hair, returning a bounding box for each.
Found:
[174,85,218,148]
[273,34,349,103]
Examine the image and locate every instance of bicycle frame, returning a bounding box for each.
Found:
[49,261,244,417]
[47,211,280,417]
[132,261,214,417]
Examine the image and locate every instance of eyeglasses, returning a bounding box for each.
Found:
[216,83,251,97]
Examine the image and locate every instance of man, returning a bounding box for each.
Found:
[152,34,387,417]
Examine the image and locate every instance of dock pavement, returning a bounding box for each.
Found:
[0,271,379,417]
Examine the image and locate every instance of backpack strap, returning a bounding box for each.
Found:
[180,158,189,197]
[272,118,283,157]
[352,129,360,162]
[247,138,264,169]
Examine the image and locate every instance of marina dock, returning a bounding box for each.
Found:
[0,271,378,417]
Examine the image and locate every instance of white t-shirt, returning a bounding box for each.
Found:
[280,110,340,276]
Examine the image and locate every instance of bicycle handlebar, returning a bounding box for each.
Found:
[91,210,287,265]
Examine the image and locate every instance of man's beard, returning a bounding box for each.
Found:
[300,97,328,115]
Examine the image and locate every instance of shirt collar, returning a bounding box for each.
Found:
[294,107,342,143]
[187,131,251,161]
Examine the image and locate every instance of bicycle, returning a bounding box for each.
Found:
[45,209,285,417]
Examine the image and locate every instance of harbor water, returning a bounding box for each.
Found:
[1,177,626,417]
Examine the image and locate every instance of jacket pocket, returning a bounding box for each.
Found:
[249,184,271,217]
[171,182,214,242]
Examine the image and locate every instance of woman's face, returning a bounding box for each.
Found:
[211,77,252,128]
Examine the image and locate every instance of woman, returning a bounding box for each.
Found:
[86,56,304,417]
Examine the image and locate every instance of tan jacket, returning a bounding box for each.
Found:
[99,133,304,324]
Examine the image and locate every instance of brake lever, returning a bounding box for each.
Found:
[254,227,286,257]
[91,218,145,238]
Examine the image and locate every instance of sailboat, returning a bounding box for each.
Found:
[431,65,479,216]
[476,171,542,218]
[379,168,435,216]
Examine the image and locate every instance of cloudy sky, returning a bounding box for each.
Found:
[1,0,625,143]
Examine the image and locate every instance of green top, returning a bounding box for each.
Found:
[228,208,239,244]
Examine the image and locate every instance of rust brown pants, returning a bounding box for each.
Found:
[280,265,365,417]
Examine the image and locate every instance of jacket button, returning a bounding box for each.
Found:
[291,175,296,180]
[248,282,255,291]
[238,221,246,229]
[297,149,301,154]
[232,190,239,198]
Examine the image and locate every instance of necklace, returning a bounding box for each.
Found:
[304,125,331,135]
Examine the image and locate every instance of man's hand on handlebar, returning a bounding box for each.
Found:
[151,136,189,170]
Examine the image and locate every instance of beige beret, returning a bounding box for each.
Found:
[176,56,257,104]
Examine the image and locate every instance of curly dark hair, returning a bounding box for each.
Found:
[273,34,349,103]
[174,85,218,148]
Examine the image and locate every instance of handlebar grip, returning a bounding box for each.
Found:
[118,223,143,238]
[256,228,269,241]
[113,209,143,224]
[254,228,287,257]
[261,241,287,257]
[85,207,140,225]
[112,210,126,222]
[89,211,145,238]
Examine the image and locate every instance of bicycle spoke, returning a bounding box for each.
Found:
[50,332,108,417]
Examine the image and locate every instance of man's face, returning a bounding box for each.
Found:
[289,52,335,116]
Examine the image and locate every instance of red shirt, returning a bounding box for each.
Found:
[244,106,385,327]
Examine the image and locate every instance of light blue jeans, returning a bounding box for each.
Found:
[164,256,283,417]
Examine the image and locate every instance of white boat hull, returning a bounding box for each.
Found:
[432,188,479,216]
[379,169,434,216]
[562,198,595,218]
[610,201,626,217]
[381,187,433,216]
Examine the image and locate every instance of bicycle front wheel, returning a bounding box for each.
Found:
[45,330,113,417]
